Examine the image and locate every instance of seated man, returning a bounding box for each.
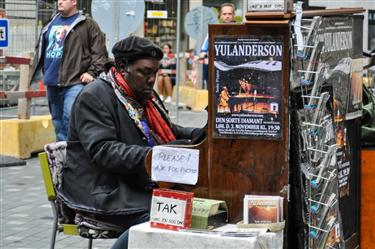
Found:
[58,36,203,249]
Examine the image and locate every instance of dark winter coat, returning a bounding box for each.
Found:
[58,76,197,215]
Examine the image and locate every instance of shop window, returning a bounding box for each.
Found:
[144,0,177,49]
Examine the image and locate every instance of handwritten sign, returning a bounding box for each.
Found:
[247,0,293,12]
[150,189,193,231]
[151,146,199,185]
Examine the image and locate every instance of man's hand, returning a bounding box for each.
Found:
[80,72,94,84]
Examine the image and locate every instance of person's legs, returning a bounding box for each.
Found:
[111,229,130,249]
[164,76,173,103]
[157,76,165,100]
[109,211,150,249]
[47,86,64,141]
[202,64,208,89]
[62,84,84,140]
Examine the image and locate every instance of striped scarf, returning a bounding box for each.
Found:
[111,67,176,144]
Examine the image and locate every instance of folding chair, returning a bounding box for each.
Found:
[39,151,94,249]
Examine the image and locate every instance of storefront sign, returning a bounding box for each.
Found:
[247,0,293,13]
[213,36,283,139]
[151,146,199,185]
[147,10,168,19]
[0,19,8,48]
[150,188,193,231]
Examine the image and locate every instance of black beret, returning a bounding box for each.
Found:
[112,36,163,61]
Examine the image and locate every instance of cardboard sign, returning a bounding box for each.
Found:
[151,146,199,185]
[150,188,193,231]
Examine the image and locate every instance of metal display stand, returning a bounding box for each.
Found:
[288,7,364,249]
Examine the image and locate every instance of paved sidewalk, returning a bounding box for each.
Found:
[1,157,115,249]
[0,108,207,249]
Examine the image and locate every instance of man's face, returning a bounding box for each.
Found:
[125,59,160,101]
[220,6,235,23]
[55,27,66,42]
[57,0,77,17]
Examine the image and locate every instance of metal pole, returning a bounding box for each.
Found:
[200,7,204,89]
[175,0,181,123]
[114,0,120,44]
[34,0,39,47]
[33,0,39,115]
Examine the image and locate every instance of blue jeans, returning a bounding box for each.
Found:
[47,84,84,141]
[110,212,150,249]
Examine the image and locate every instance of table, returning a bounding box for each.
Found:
[128,222,283,249]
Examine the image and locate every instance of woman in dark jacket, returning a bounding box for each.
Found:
[59,36,202,249]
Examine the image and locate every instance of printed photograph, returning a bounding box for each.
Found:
[247,199,279,223]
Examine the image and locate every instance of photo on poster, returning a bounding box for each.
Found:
[213,36,283,139]
[335,123,351,198]
[346,58,363,120]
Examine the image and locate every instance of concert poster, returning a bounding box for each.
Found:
[315,17,353,121]
[315,17,355,199]
[213,36,283,139]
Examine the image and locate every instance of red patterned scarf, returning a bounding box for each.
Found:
[111,67,176,144]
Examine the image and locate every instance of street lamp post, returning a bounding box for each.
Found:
[175,0,181,122]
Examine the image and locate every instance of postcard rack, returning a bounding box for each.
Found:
[290,4,344,249]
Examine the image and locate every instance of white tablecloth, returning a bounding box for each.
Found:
[128,222,283,249]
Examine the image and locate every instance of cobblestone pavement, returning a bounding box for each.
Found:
[0,108,207,249]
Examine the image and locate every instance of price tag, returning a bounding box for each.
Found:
[150,189,194,231]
